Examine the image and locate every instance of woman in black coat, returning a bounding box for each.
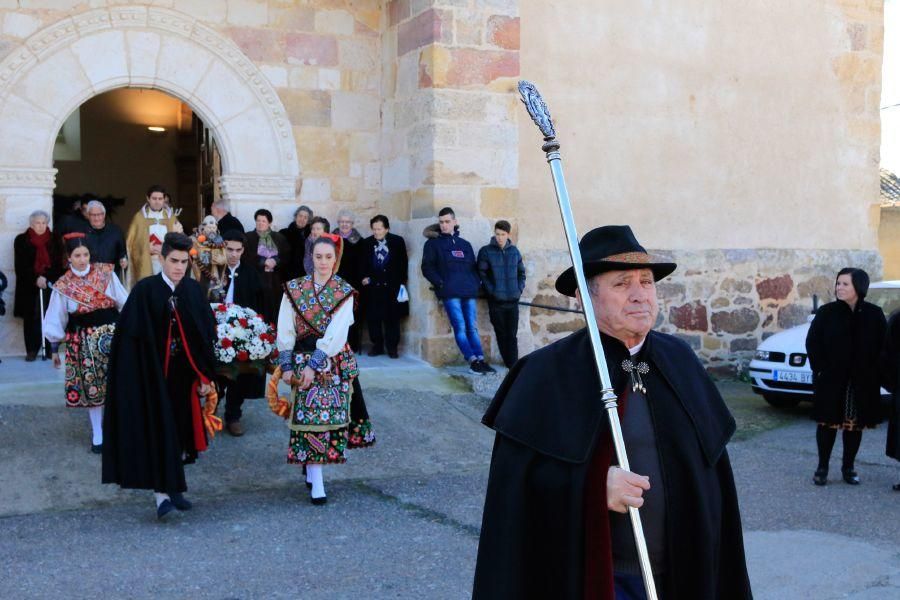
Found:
[280,205,312,280]
[880,312,900,491]
[806,268,886,486]
[243,209,290,324]
[13,210,61,360]
[357,215,408,358]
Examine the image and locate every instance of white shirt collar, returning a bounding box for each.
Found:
[71,265,90,277]
[160,272,176,291]
[628,338,646,357]
[228,263,239,274]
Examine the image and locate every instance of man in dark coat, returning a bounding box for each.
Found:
[211,229,268,437]
[421,206,495,374]
[473,225,751,600]
[82,200,127,279]
[102,233,218,520]
[358,214,409,358]
[477,219,526,368]
[210,200,244,241]
[880,311,900,491]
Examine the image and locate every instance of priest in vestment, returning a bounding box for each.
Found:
[124,184,181,287]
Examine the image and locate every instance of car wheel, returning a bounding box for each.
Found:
[762,393,800,409]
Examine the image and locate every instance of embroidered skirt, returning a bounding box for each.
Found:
[64,323,115,408]
[285,345,375,465]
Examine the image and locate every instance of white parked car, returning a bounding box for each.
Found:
[748,281,900,408]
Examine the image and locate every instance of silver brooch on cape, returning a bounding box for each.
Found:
[621,359,649,393]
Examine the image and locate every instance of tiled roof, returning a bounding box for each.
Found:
[882,168,900,206]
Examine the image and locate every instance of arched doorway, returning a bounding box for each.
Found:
[0,6,300,354]
[53,87,220,236]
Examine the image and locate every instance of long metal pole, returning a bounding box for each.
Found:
[518,80,657,600]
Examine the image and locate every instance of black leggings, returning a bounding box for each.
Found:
[816,425,863,471]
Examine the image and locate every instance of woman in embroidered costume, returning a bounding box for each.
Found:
[275,234,375,505]
[43,234,128,453]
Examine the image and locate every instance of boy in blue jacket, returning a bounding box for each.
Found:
[421,207,496,374]
[477,220,525,368]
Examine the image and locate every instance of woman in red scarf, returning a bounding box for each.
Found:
[13,210,60,361]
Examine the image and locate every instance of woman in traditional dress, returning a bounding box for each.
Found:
[806,267,886,485]
[276,234,375,504]
[44,233,128,453]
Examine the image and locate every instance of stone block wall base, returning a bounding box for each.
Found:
[420,333,494,366]
[521,246,883,374]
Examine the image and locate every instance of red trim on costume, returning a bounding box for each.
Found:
[583,388,628,600]
[164,305,211,453]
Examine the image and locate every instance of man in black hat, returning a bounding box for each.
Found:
[473,225,751,600]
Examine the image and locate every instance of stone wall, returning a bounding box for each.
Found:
[524,248,883,374]
[380,0,520,363]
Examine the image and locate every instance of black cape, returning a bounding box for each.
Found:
[806,300,887,427]
[102,275,217,493]
[473,329,752,600]
[880,312,900,460]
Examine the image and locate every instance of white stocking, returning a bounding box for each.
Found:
[153,492,170,507]
[88,406,103,445]
[306,464,325,498]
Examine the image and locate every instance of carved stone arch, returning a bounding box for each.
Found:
[0,5,300,226]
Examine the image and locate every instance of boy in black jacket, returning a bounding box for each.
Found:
[477,220,525,368]
[421,207,495,374]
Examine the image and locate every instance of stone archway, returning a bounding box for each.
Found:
[0,5,300,222]
[0,5,300,354]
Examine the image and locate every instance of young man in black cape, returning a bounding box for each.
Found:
[102,232,218,520]
[211,229,267,437]
[473,226,752,600]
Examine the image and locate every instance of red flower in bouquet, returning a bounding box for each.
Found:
[237,350,249,361]
[221,338,233,349]
[216,304,227,312]
[239,318,249,327]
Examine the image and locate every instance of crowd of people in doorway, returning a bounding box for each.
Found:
[7,186,530,518]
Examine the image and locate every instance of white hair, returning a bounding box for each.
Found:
[85,200,106,214]
[29,210,49,224]
[336,209,356,223]
[211,200,228,211]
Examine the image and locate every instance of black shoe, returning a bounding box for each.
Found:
[305,480,312,489]
[469,360,485,375]
[25,352,37,362]
[813,469,828,486]
[170,493,193,511]
[310,493,327,505]
[893,483,900,491]
[367,348,384,357]
[479,360,497,374]
[388,350,399,359]
[842,469,860,485]
[90,444,102,454]
[156,499,175,520]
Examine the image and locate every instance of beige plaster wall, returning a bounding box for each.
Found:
[518,0,883,252]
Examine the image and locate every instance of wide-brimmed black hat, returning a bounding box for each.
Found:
[555,225,677,297]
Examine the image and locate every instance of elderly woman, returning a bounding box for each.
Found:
[281,205,313,279]
[244,209,290,323]
[14,210,60,361]
[806,268,887,486]
[333,209,364,351]
[44,234,128,452]
[276,234,375,505]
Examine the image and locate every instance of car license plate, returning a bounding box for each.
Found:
[774,370,811,384]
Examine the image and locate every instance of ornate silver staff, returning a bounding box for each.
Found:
[518,80,658,600]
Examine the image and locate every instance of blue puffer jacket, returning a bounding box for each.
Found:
[421,230,481,299]
[477,237,525,302]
